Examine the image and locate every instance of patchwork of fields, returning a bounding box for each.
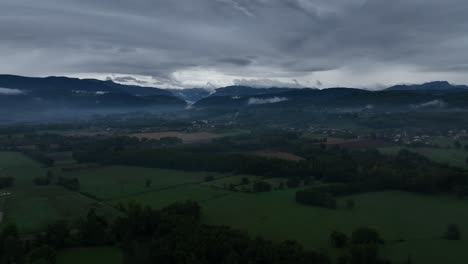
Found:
[130,129,249,143]
[2,151,468,263]
[60,166,225,201]
[0,152,118,233]
[202,190,468,264]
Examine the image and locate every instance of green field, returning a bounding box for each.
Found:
[0,151,41,168]
[0,152,118,233]
[0,152,47,187]
[201,174,264,191]
[380,146,468,169]
[57,247,123,264]
[3,186,117,233]
[59,166,229,201]
[3,151,468,263]
[74,166,468,264]
[113,184,231,209]
[46,151,75,165]
[429,136,468,149]
[201,190,468,264]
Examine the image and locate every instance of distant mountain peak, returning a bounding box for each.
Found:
[386,81,467,92]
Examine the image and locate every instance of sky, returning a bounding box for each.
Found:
[1,0,468,89]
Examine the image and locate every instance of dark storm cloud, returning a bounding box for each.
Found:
[1,0,468,87]
[217,57,253,66]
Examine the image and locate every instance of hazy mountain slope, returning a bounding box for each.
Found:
[0,75,187,119]
[167,88,212,103]
[209,86,295,97]
[386,81,468,92]
[195,87,468,110]
[0,74,172,96]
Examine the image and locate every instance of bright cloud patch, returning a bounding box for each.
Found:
[0,87,24,95]
[411,100,446,109]
[248,97,288,105]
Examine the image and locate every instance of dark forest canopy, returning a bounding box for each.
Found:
[73,136,468,196]
[0,202,337,264]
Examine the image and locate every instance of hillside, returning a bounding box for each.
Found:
[195,84,468,110]
[0,75,187,120]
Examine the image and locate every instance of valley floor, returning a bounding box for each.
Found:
[1,151,468,264]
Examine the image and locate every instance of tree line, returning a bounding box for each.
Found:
[74,145,468,196]
[0,202,333,264]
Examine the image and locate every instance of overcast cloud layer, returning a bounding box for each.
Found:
[1,0,468,88]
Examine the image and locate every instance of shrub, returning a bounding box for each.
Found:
[204,175,215,182]
[34,177,51,186]
[286,178,301,188]
[0,176,13,189]
[351,227,383,244]
[253,181,272,192]
[241,177,250,185]
[27,245,57,264]
[57,177,80,191]
[330,231,348,248]
[346,199,355,210]
[444,224,461,240]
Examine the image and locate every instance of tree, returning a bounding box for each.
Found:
[0,224,23,264]
[351,227,383,244]
[336,255,349,264]
[112,202,330,264]
[45,221,70,249]
[57,177,80,191]
[2,235,23,263]
[0,176,14,189]
[350,244,380,264]
[346,199,355,210]
[145,179,152,188]
[34,176,51,186]
[444,224,461,240]
[78,209,110,246]
[287,178,301,188]
[204,175,214,182]
[405,254,413,264]
[253,181,272,192]
[241,177,250,185]
[27,245,56,264]
[330,231,348,248]
[278,182,285,190]
[454,141,462,149]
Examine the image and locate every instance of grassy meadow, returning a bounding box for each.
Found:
[58,166,225,201]
[3,186,117,233]
[0,151,46,186]
[2,151,468,263]
[57,247,123,264]
[65,163,468,264]
[202,190,468,263]
[0,152,118,233]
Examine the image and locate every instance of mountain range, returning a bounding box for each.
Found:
[0,75,186,113]
[2,75,468,120]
